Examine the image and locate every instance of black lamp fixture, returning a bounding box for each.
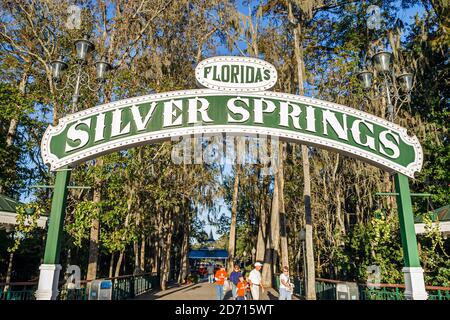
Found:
[95,57,112,81]
[74,34,95,61]
[357,70,373,90]
[356,46,414,121]
[49,33,112,114]
[50,56,68,81]
[372,51,392,73]
[397,72,413,92]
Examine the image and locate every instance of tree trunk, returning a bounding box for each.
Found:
[160,227,173,290]
[5,119,19,149]
[227,165,240,272]
[261,229,273,287]
[3,251,14,292]
[336,187,345,233]
[303,145,316,300]
[159,210,174,290]
[332,154,345,234]
[152,244,158,273]
[86,86,112,280]
[133,240,140,274]
[270,172,281,275]
[133,177,143,274]
[112,205,133,278]
[86,158,103,280]
[109,253,114,278]
[140,236,146,272]
[255,196,267,262]
[384,171,394,211]
[5,70,28,147]
[114,250,124,277]
[278,142,289,268]
[289,1,316,299]
[179,214,190,283]
[86,217,100,280]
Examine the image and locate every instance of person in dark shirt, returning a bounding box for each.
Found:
[229,264,243,300]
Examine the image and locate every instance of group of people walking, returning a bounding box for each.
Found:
[211,262,294,300]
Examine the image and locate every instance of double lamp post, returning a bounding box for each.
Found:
[356,49,428,300]
[35,35,112,300]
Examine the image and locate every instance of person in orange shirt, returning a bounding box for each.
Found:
[214,265,228,300]
[236,276,248,300]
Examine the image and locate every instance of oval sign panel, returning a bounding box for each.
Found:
[195,56,278,92]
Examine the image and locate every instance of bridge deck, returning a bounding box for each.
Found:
[134,280,298,300]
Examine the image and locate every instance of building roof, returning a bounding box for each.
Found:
[0,194,48,230]
[0,194,19,213]
[414,205,450,223]
[414,204,450,235]
[188,249,228,259]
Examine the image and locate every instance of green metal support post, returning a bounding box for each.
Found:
[35,168,71,300]
[394,173,428,300]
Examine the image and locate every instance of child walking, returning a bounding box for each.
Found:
[236,276,248,301]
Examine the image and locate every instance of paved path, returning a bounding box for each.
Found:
[134,280,299,300]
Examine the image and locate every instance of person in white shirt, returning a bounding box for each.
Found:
[247,262,264,300]
[207,264,214,283]
[279,266,293,300]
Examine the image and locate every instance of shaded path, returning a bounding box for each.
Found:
[134,280,299,300]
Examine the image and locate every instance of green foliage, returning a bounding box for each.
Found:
[64,200,98,248]
[420,242,450,287]
[8,203,44,253]
[418,212,450,286]
[332,208,450,286]
[100,200,138,254]
[415,141,450,210]
[333,209,404,283]
[422,214,448,254]
[0,83,33,195]
[187,273,199,284]
[0,84,28,121]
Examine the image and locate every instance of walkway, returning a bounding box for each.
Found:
[134,280,299,300]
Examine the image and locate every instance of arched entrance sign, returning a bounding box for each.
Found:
[41,90,422,177]
[36,56,428,300]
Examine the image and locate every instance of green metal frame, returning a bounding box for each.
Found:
[394,173,421,268]
[375,192,432,197]
[1,274,156,300]
[310,280,450,301]
[43,169,71,264]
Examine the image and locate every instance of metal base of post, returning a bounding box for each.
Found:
[402,267,428,300]
[35,264,62,300]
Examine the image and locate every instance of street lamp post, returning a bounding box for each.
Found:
[50,35,111,113]
[357,50,413,121]
[356,48,427,300]
[35,34,112,300]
